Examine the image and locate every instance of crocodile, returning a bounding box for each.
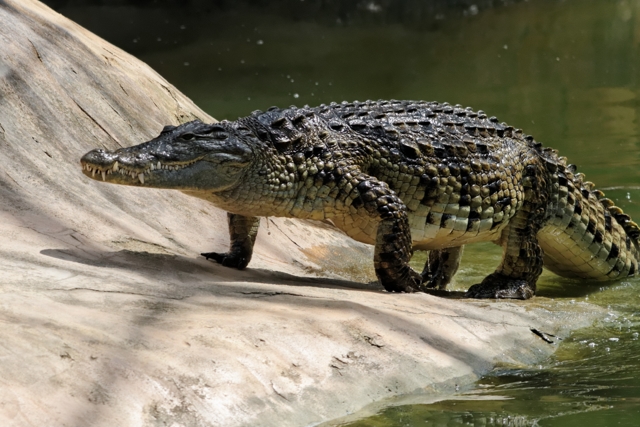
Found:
[80,100,640,299]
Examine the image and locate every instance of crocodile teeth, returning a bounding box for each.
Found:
[157,161,162,170]
[138,173,145,184]
[101,170,106,181]
[150,163,155,171]
[112,161,119,172]
[91,168,96,177]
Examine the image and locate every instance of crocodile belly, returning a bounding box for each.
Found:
[408,211,506,250]
[330,208,508,250]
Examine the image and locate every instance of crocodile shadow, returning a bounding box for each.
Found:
[40,247,605,299]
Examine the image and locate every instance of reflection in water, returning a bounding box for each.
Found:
[44,0,640,426]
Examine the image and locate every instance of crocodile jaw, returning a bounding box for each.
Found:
[80,148,250,192]
[81,150,205,188]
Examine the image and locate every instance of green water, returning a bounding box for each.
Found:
[47,0,640,425]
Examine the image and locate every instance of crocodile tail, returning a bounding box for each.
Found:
[537,152,639,281]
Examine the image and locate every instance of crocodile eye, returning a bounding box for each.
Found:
[180,133,196,141]
[211,132,229,140]
[203,124,229,140]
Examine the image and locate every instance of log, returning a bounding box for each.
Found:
[0,1,603,426]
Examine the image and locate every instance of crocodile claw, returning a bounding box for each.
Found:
[381,268,425,293]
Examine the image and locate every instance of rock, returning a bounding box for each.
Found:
[0,1,602,426]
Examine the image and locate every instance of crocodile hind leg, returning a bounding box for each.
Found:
[465,158,550,300]
[421,247,464,290]
[202,213,260,269]
[465,208,544,300]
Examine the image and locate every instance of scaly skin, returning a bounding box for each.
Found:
[80,100,640,299]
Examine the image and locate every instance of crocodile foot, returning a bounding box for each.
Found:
[201,251,250,269]
[380,268,425,293]
[465,273,535,300]
[420,247,463,290]
[422,273,449,290]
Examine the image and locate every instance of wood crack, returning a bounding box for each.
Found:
[28,39,43,63]
[530,328,558,344]
[72,98,120,144]
[268,218,302,249]
[238,291,313,298]
[270,382,289,401]
[47,287,189,300]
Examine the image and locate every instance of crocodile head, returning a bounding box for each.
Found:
[81,120,254,191]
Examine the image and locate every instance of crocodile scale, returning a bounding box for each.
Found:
[81,100,640,299]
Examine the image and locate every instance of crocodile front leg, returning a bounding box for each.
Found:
[202,213,260,269]
[421,246,464,290]
[349,177,424,292]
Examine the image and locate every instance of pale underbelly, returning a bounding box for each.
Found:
[330,211,506,250]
